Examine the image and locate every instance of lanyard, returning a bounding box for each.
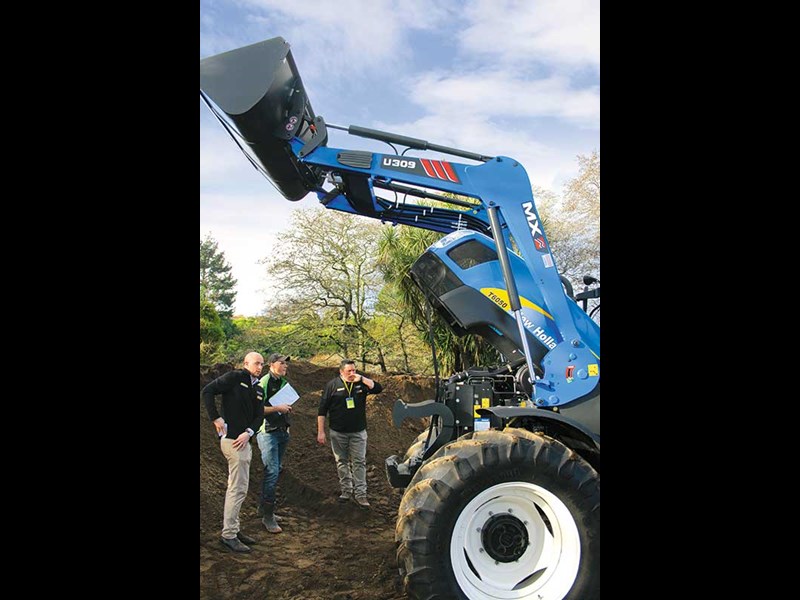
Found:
[343,379,355,398]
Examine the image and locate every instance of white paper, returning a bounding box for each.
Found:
[268,382,300,406]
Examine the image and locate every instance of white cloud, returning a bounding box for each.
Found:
[407,71,599,127]
[200,0,599,315]
[199,125,255,185]
[199,29,251,59]
[373,113,581,192]
[239,0,458,78]
[459,0,599,68]
[201,222,274,317]
[201,192,314,316]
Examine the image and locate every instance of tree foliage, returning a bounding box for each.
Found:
[200,295,225,363]
[221,313,327,362]
[263,208,388,371]
[376,205,500,374]
[564,151,600,225]
[370,284,433,374]
[200,234,238,318]
[537,151,600,286]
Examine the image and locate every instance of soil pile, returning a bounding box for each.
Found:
[200,360,437,599]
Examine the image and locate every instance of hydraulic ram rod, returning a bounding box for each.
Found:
[486,206,537,396]
[327,123,494,162]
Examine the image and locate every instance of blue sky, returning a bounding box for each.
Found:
[200,0,599,317]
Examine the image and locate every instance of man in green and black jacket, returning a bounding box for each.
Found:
[256,353,294,533]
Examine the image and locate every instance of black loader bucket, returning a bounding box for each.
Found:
[200,37,325,201]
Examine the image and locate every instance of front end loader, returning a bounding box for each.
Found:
[201,37,600,600]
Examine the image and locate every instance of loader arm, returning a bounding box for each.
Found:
[200,36,599,407]
[293,141,598,405]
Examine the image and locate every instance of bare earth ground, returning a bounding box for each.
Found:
[200,360,436,600]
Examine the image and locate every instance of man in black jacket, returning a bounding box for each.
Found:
[317,359,382,508]
[202,351,265,553]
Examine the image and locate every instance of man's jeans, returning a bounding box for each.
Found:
[257,430,290,504]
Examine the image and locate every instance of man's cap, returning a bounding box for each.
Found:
[267,353,290,364]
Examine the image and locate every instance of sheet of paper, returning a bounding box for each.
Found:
[268,382,300,406]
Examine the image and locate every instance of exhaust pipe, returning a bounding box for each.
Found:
[200,37,325,201]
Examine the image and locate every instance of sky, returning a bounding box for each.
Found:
[200,0,599,317]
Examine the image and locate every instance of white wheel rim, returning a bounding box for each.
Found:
[450,481,581,599]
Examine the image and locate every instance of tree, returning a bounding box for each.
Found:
[263,208,388,372]
[377,215,499,374]
[372,286,414,373]
[200,295,225,363]
[563,150,600,226]
[222,313,326,363]
[536,151,600,286]
[200,234,238,318]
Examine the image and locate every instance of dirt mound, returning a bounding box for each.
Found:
[200,361,436,599]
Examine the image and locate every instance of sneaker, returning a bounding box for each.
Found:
[354,496,370,508]
[237,531,257,545]
[220,536,251,553]
[337,492,352,503]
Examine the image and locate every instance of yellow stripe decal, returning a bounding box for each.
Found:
[480,288,554,321]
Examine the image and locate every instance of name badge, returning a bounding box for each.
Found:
[240,382,249,388]
[346,397,355,409]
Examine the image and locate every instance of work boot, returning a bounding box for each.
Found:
[354,496,370,508]
[258,500,283,521]
[261,502,283,534]
[337,491,352,503]
[273,500,284,521]
[237,531,257,545]
[220,536,251,553]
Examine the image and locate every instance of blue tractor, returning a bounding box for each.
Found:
[201,37,600,600]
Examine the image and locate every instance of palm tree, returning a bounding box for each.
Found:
[377,223,499,374]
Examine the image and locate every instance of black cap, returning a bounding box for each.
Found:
[267,353,290,364]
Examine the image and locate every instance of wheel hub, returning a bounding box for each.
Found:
[481,513,529,563]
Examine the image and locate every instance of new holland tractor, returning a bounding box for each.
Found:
[200,37,600,600]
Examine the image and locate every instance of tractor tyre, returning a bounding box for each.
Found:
[395,428,600,600]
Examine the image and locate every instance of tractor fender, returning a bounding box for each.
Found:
[479,405,600,452]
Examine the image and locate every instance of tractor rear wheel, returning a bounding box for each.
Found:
[395,428,600,600]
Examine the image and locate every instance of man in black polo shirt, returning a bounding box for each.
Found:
[317,359,383,507]
[201,351,265,553]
